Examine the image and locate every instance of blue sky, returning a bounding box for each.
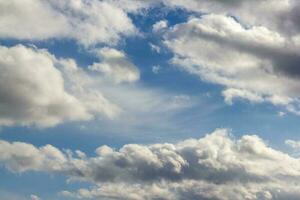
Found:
[1,1,300,200]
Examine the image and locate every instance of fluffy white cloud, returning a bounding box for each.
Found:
[0,0,137,46]
[0,44,119,127]
[164,14,300,115]
[2,0,299,47]
[88,48,140,83]
[152,65,161,74]
[0,139,66,172]
[1,129,300,199]
[0,44,194,130]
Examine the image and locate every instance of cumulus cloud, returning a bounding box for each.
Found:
[1,0,299,47]
[0,44,119,127]
[0,43,195,130]
[1,129,300,199]
[88,48,140,83]
[0,0,138,47]
[0,44,195,133]
[164,14,300,115]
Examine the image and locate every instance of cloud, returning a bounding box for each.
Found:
[0,0,138,47]
[0,43,196,130]
[30,195,41,200]
[153,20,168,33]
[1,0,299,48]
[88,81,199,136]
[149,43,161,53]
[164,14,300,115]
[285,139,300,149]
[88,48,140,83]
[0,44,119,127]
[0,139,66,172]
[1,129,300,199]
[161,0,297,36]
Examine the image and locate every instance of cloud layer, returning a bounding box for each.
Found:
[1,129,300,199]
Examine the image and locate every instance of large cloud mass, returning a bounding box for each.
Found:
[164,13,300,115]
[0,44,120,127]
[1,129,300,199]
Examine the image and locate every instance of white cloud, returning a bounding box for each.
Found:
[285,139,300,149]
[0,139,67,172]
[0,0,138,47]
[0,44,119,127]
[88,48,140,83]
[153,20,168,32]
[149,43,161,53]
[30,195,40,200]
[164,14,300,115]
[0,44,195,130]
[161,0,296,36]
[1,129,300,199]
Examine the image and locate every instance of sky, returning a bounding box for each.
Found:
[1,0,300,200]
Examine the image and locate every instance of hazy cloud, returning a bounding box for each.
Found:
[89,48,140,83]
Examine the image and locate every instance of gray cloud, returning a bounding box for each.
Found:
[1,129,300,199]
[0,44,120,127]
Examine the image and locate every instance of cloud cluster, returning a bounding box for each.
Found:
[164,13,300,114]
[3,0,300,122]
[0,0,138,47]
[0,43,192,131]
[1,129,300,199]
[0,44,120,127]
